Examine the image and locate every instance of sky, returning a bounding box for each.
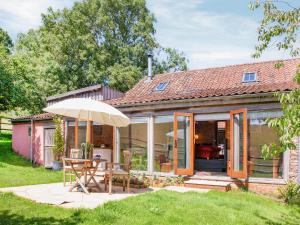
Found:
[0,0,298,69]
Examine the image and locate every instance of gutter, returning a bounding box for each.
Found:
[114,92,280,113]
[113,92,279,109]
[30,119,33,163]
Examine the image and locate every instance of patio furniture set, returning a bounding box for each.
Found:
[63,149,132,195]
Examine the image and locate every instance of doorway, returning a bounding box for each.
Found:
[194,120,229,176]
[173,109,248,179]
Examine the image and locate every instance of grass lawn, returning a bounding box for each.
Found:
[1,190,300,225]
[1,132,300,225]
[0,132,62,188]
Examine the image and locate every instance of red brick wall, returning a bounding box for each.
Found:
[288,137,299,182]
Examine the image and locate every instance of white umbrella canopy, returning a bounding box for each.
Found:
[43,98,130,127]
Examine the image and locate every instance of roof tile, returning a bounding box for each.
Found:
[107,59,300,106]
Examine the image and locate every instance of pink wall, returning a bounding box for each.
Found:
[12,123,31,160]
[12,121,54,165]
[33,121,51,164]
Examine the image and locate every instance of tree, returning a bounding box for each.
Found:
[0,28,13,53]
[250,0,300,157]
[15,0,187,103]
[0,27,44,114]
[154,48,188,74]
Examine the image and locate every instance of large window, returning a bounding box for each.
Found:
[154,116,174,172]
[120,117,148,170]
[248,111,283,178]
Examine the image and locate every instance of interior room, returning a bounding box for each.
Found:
[194,120,230,176]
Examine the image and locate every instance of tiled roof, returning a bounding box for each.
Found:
[107,58,300,106]
[12,113,55,122]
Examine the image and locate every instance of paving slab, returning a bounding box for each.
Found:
[0,183,210,208]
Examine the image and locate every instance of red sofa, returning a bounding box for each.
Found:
[195,145,221,160]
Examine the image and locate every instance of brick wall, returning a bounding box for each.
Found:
[288,137,299,182]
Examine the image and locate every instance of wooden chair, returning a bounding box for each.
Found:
[104,150,132,194]
[62,157,73,186]
[70,148,83,159]
[159,154,172,172]
[62,148,83,186]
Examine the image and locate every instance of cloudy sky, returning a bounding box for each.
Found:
[0,0,297,69]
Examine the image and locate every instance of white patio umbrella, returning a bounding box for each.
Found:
[166,129,185,139]
[43,98,130,127]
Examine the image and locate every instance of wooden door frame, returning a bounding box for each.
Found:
[229,108,248,179]
[173,112,195,175]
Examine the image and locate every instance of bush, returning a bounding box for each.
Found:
[278,181,300,204]
[52,116,65,161]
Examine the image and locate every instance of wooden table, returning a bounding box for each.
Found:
[64,158,106,194]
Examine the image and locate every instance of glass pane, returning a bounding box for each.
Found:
[120,118,148,170]
[249,111,283,178]
[233,113,244,172]
[78,121,87,147]
[154,116,173,172]
[44,129,55,146]
[177,116,191,169]
[92,124,113,148]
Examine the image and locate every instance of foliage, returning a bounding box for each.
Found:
[123,173,185,188]
[0,28,44,114]
[0,132,62,188]
[81,142,94,159]
[250,1,300,157]
[0,28,13,53]
[153,47,188,74]
[14,0,188,110]
[52,116,65,161]
[278,181,300,204]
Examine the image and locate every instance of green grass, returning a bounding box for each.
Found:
[0,132,62,188]
[0,190,300,225]
[1,132,300,224]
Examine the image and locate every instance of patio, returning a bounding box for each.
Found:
[0,183,208,209]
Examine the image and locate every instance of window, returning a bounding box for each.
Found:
[120,117,148,170]
[155,82,168,91]
[242,72,257,83]
[92,123,113,149]
[248,111,283,179]
[154,116,174,172]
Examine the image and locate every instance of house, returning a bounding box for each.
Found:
[12,58,300,193]
[11,85,123,167]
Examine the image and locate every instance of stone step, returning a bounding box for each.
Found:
[189,175,235,182]
[184,179,231,192]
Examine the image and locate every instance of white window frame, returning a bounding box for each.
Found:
[242,72,257,83]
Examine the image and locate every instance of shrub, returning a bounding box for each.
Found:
[278,181,300,204]
[52,116,65,161]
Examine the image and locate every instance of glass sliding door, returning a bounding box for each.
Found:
[230,109,248,178]
[174,113,194,175]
